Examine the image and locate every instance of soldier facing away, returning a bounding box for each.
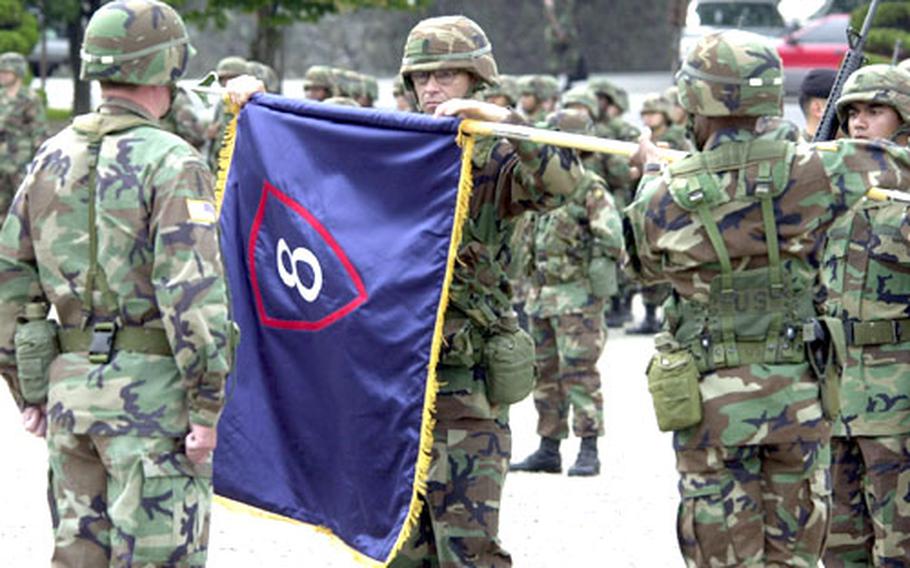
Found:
[625,30,910,566]
[0,1,234,565]
[820,64,910,567]
[510,109,623,477]
[389,14,582,568]
[0,51,47,224]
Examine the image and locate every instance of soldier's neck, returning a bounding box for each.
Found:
[3,82,20,98]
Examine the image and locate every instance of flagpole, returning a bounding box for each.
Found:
[459,119,687,161]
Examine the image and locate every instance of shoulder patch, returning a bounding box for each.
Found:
[186,199,217,225]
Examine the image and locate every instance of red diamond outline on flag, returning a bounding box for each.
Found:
[248,180,368,331]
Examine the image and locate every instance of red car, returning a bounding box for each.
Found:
[776,14,850,94]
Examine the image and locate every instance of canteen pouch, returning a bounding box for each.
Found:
[483,313,536,405]
[646,333,702,432]
[14,304,60,404]
[588,256,618,299]
[804,317,846,420]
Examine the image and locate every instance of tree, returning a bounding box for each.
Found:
[27,0,101,114]
[169,0,430,76]
[850,0,910,64]
[0,0,38,55]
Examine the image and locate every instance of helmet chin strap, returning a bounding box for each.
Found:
[685,112,703,151]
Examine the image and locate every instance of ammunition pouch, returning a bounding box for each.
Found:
[588,256,618,299]
[14,306,60,404]
[845,317,910,346]
[804,316,846,420]
[483,313,536,405]
[59,325,172,364]
[646,333,702,432]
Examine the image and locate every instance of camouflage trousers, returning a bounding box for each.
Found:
[823,435,910,566]
[676,441,831,567]
[47,431,212,567]
[530,310,606,439]
[389,417,512,568]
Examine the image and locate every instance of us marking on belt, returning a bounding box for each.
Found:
[276,238,323,303]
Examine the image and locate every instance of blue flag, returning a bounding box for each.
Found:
[214,95,470,564]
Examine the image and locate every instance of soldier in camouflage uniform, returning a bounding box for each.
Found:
[587,78,640,328]
[510,109,623,477]
[484,74,518,109]
[517,74,560,123]
[820,64,910,567]
[390,15,582,568]
[625,31,910,567]
[628,93,691,335]
[393,75,417,112]
[665,85,687,127]
[303,64,333,101]
[542,0,587,83]
[205,55,247,173]
[0,52,47,223]
[0,1,233,566]
[161,87,207,150]
[357,73,379,108]
[247,60,280,94]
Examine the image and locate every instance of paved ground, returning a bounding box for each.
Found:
[0,303,687,567]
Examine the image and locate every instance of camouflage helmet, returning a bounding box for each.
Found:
[399,16,499,91]
[560,85,598,119]
[303,65,334,90]
[330,68,360,98]
[363,74,379,102]
[518,74,560,101]
[247,61,280,94]
[587,78,628,113]
[664,85,681,106]
[0,52,27,78]
[835,64,910,131]
[81,0,194,86]
[484,74,518,104]
[640,93,672,119]
[392,75,406,96]
[216,56,248,79]
[541,108,594,136]
[676,30,783,118]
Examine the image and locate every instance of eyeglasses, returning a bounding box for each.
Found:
[409,69,464,87]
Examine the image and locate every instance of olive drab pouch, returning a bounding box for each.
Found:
[646,332,702,432]
[804,317,846,420]
[483,313,536,405]
[14,303,60,404]
[588,256,618,299]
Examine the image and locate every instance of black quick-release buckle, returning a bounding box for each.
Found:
[88,322,117,364]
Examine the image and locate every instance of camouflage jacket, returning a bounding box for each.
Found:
[543,0,578,47]
[525,170,623,317]
[0,97,232,436]
[438,112,582,422]
[653,124,690,152]
[588,119,641,208]
[0,87,48,219]
[206,100,234,173]
[161,88,206,151]
[821,197,910,437]
[626,127,910,448]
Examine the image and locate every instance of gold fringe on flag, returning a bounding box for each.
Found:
[213,99,241,213]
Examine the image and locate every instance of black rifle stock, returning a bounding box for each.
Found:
[813,0,883,142]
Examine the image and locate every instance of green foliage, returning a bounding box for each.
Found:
[45,106,71,123]
[0,1,37,55]
[851,0,910,60]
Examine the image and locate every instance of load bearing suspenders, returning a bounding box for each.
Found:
[688,156,785,369]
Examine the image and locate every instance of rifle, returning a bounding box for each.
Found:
[813,0,883,142]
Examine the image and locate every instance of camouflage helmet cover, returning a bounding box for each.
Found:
[518,74,560,101]
[247,61,280,94]
[640,92,672,118]
[0,52,27,78]
[676,30,783,118]
[835,64,910,130]
[303,65,334,90]
[560,85,598,119]
[81,0,194,86]
[664,85,681,106]
[217,56,248,79]
[363,74,379,101]
[484,74,518,104]
[400,15,499,90]
[541,108,594,136]
[587,78,628,113]
[330,68,361,98]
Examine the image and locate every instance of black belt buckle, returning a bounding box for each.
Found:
[88,322,117,364]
